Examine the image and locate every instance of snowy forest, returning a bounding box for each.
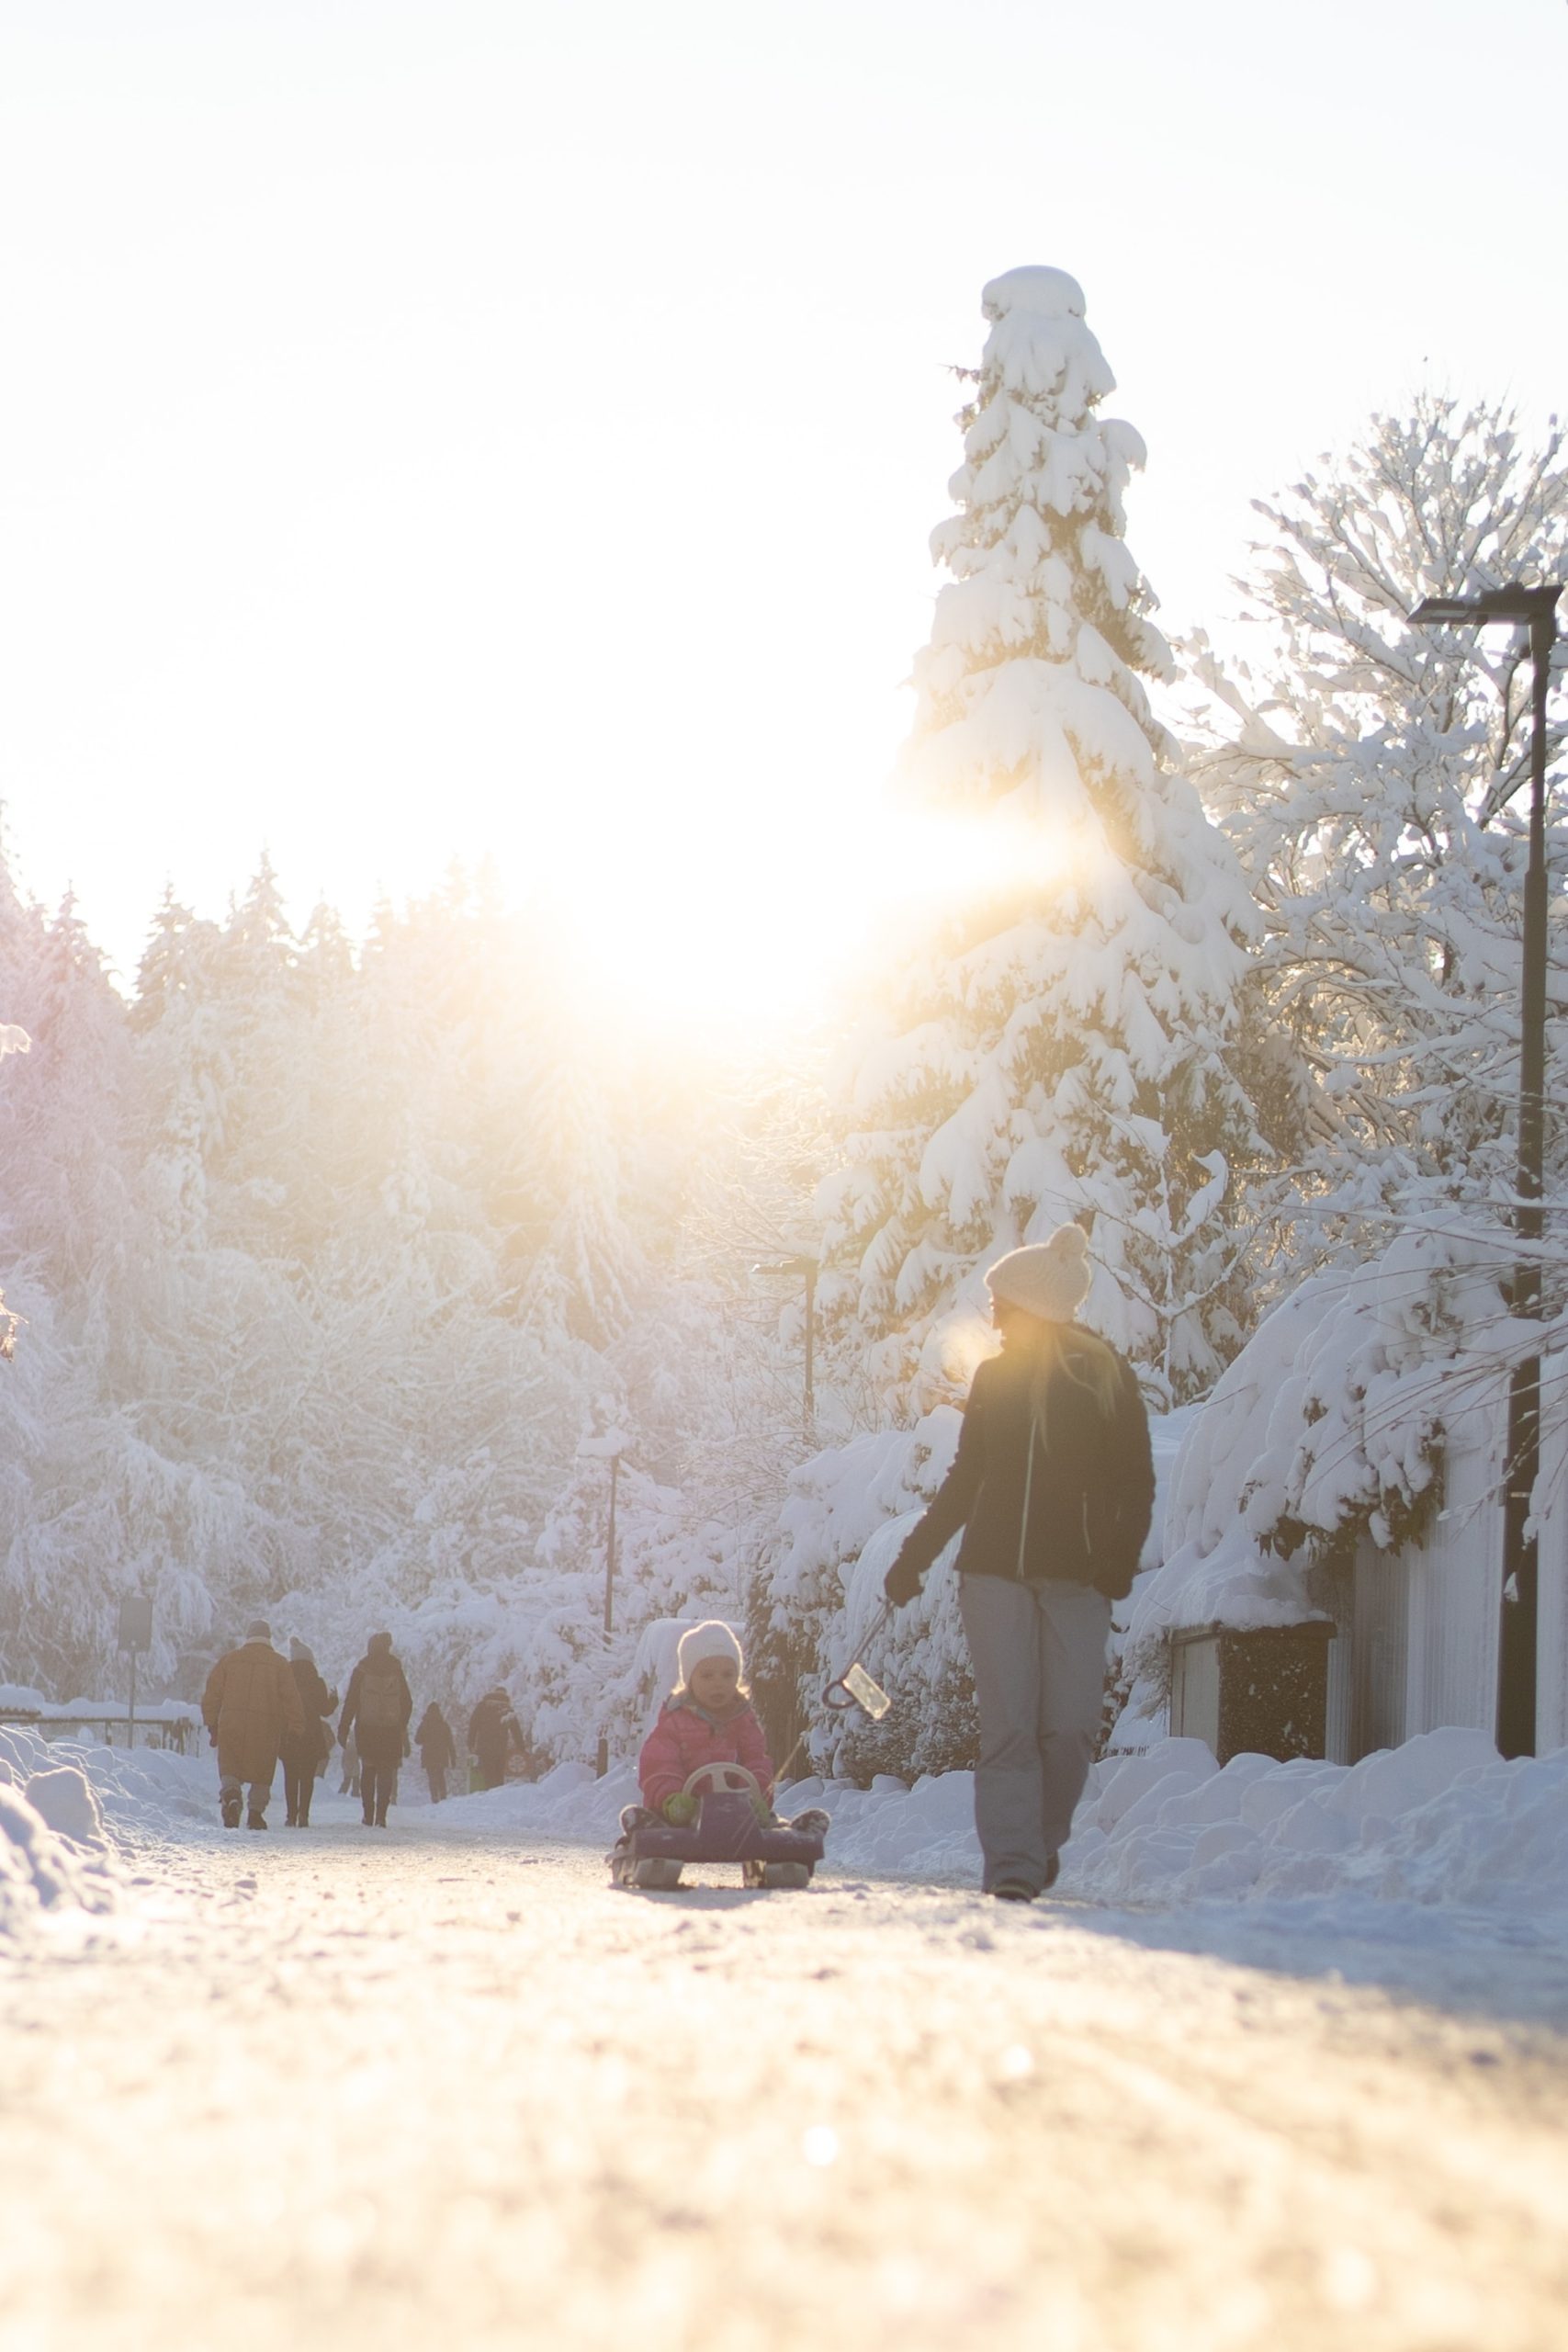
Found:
[4,268,1565,1775]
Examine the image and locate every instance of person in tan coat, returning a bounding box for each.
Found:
[201,1619,306,1829]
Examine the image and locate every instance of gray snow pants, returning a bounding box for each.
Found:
[959,1575,1111,1894]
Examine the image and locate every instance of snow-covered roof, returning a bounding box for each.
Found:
[1123,1221,1529,1694]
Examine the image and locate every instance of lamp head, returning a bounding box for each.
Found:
[1411,586,1562,628]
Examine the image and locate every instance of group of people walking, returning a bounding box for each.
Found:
[200,1624,481,1830]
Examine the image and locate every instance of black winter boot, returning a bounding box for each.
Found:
[220,1792,242,1829]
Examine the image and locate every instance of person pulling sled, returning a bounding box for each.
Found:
[883,1229,1154,1903]
[609,1621,828,1892]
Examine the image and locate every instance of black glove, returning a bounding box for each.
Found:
[1091,1556,1137,1603]
[884,1550,925,1608]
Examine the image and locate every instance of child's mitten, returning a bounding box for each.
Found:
[661,1792,698,1826]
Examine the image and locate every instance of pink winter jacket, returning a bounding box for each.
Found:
[638,1696,775,1811]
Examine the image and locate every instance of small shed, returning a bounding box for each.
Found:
[1169,1619,1334,1763]
[1136,1244,1568,1768]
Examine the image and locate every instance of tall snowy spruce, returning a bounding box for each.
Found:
[821,267,1258,1412]
[766,270,1261,1780]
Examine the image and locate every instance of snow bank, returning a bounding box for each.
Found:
[811,1730,1568,1917]
[0,1724,120,1941]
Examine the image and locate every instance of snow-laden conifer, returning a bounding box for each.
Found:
[821,267,1259,1412]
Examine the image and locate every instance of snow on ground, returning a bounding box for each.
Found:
[2,1791,1567,2350]
[4,1729,1568,2347]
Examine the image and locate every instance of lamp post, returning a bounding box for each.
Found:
[1410,584,1562,1756]
[604,1449,620,1645]
[754,1253,818,1438]
[579,1430,629,1777]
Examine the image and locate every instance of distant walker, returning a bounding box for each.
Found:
[338,1632,413,1827]
[201,1620,306,1830]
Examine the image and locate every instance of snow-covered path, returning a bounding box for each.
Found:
[3,1813,1566,2352]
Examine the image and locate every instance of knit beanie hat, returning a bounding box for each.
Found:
[245,1618,272,1642]
[289,1636,314,1664]
[986,1226,1093,1323]
[677,1620,743,1684]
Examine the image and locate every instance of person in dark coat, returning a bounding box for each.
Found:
[885,1227,1154,1904]
[338,1632,413,1827]
[467,1688,523,1790]
[280,1637,337,1826]
[201,1620,306,1829]
[415,1702,457,1804]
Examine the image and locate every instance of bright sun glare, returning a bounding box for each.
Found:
[516,793,1089,1045]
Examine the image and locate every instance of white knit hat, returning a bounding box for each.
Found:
[986,1226,1093,1323]
[677,1620,743,1684]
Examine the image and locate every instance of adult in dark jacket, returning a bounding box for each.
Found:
[468,1688,523,1790]
[201,1620,306,1829]
[415,1702,457,1804]
[280,1637,337,1827]
[885,1227,1154,1903]
[338,1632,413,1827]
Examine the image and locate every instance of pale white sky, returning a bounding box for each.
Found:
[2,0,1563,1028]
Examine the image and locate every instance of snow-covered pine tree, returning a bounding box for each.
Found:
[754,270,1264,1783]
[1188,395,1568,1287]
[821,267,1259,1413]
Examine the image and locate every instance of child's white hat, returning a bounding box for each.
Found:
[678,1620,743,1682]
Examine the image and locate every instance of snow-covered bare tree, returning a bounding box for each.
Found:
[1188,395,1568,1283]
[820,266,1260,1414]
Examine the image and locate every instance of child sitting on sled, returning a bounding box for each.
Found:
[637,1621,774,1824]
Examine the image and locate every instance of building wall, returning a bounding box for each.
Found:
[1349,1536,1410,1759]
[1402,1374,1506,1745]
[1326,1370,1513,1761]
[1534,1357,1568,1753]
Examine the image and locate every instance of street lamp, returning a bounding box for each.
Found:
[1410,583,1562,1756]
[753,1254,818,1438]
